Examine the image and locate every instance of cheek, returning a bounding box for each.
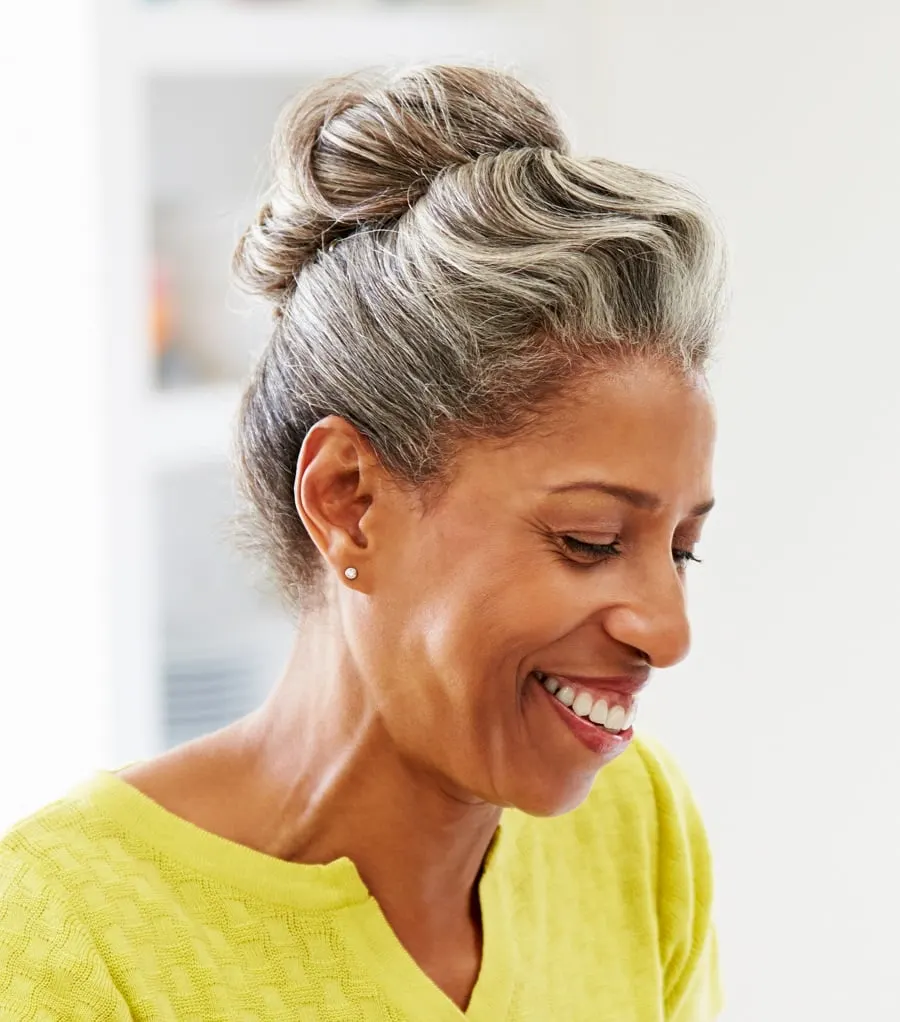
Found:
[503,558,601,642]
[430,578,576,691]
[415,544,592,677]
[397,579,544,720]
[375,509,593,690]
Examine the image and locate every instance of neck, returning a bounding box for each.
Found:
[229,609,502,927]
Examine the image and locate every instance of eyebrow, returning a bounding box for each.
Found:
[546,481,716,518]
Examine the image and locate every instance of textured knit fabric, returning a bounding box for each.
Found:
[0,735,722,1021]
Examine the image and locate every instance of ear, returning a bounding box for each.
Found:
[294,416,380,580]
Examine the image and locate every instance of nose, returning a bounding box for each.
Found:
[600,559,692,670]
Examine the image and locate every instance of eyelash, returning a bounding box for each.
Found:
[561,536,703,567]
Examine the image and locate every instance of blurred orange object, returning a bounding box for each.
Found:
[151,257,174,360]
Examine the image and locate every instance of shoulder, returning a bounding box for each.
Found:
[620,736,716,932]
[585,732,704,813]
[508,734,716,902]
[595,735,723,1021]
[0,778,129,903]
[624,733,716,878]
[551,736,722,1021]
[559,734,709,854]
[0,787,132,1020]
[580,734,714,864]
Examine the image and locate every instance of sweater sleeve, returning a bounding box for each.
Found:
[0,847,131,1022]
[634,736,724,1022]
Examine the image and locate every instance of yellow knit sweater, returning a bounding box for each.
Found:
[0,735,721,1021]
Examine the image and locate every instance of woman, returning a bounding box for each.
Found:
[0,65,725,1020]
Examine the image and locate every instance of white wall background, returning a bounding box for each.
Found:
[1,2,898,1020]
[0,2,111,823]
[597,3,900,1020]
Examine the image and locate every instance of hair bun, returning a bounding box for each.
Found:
[233,65,566,305]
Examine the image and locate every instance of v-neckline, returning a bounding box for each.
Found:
[89,769,516,1018]
[340,823,515,1021]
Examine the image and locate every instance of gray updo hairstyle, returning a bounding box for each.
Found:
[233,64,726,609]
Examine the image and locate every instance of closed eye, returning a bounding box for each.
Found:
[561,536,702,566]
[673,549,702,565]
[562,536,622,560]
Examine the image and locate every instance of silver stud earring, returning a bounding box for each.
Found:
[343,567,358,581]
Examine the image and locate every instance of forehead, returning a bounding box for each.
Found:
[452,363,716,511]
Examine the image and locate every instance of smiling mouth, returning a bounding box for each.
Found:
[532,671,638,735]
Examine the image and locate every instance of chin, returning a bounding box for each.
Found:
[495,771,599,819]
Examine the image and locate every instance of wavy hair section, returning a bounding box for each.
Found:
[232,65,727,607]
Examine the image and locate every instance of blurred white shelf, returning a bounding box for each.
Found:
[148,382,243,468]
[136,2,544,76]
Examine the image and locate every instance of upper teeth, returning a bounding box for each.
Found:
[536,673,636,732]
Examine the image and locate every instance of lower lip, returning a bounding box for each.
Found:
[535,675,634,757]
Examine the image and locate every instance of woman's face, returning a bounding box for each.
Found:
[353,360,716,816]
